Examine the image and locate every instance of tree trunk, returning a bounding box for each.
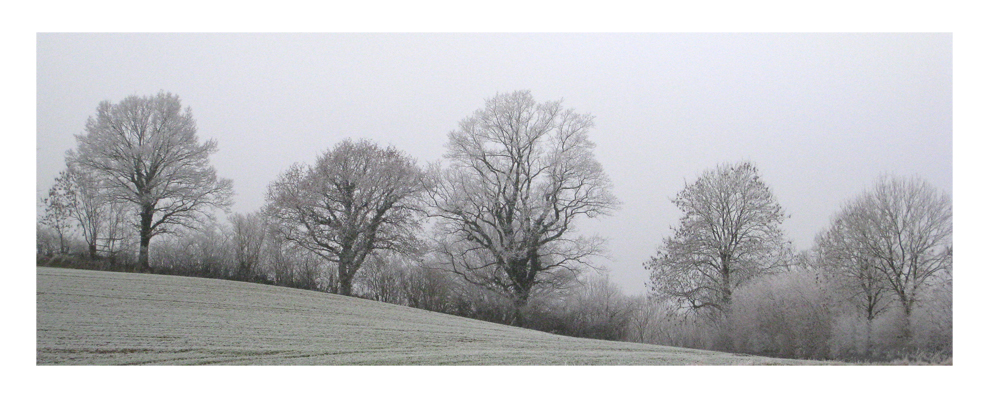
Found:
[56,228,68,254]
[138,204,154,272]
[720,257,732,312]
[512,287,531,327]
[509,258,534,327]
[901,302,913,345]
[337,260,353,296]
[88,243,98,260]
[865,317,873,358]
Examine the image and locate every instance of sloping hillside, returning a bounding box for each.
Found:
[36,267,823,365]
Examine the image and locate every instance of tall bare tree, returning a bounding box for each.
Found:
[428,91,619,324]
[265,139,425,296]
[645,162,791,316]
[820,175,951,341]
[67,92,233,271]
[816,208,893,326]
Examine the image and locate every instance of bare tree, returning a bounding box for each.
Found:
[43,163,136,262]
[821,175,951,341]
[102,198,135,264]
[151,221,233,278]
[816,208,893,354]
[265,138,425,296]
[49,165,106,259]
[67,92,234,271]
[626,297,679,345]
[725,271,834,359]
[403,266,455,313]
[356,254,407,305]
[40,176,76,255]
[428,91,619,325]
[565,273,634,340]
[36,223,61,257]
[229,211,268,282]
[262,225,296,287]
[645,162,791,316]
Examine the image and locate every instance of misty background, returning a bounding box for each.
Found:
[35,33,952,295]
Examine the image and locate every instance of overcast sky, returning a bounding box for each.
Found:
[36,33,951,295]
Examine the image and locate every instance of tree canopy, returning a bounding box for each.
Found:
[67,92,233,270]
[646,162,791,315]
[427,90,619,322]
[816,175,951,340]
[265,138,425,295]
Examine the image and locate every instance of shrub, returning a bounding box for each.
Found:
[725,271,834,359]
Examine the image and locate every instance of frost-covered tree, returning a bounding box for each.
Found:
[265,139,425,296]
[68,92,233,270]
[645,162,791,316]
[229,211,268,282]
[50,165,107,259]
[42,163,136,261]
[818,175,951,341]
[816,209,893,323]
[428,91,619,324]
[39,177,75,255]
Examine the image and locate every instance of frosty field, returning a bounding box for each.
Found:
[36,267,822,365]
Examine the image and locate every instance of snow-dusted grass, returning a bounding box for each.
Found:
[37,267,826,365]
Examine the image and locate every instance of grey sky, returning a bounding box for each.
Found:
[36,33,952,295]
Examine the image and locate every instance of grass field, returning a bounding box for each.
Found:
[36,267,827,365]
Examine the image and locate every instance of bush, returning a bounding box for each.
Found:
[911,277,952,354]
[828,277,951,361]
[510,274,636,341]
[724,271,834,359]
[624,298,687,346]
[453,283,519,325]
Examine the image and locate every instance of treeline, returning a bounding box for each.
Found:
[643,164,951,362]
[37,216,952,363]
[37,90,951,363]
[37,212,659,343]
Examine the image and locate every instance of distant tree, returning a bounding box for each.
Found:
[40,175,76,255]
[291,248,330,291]
[725,270,834,359]
[67,92,233,271]
[42,163,136,263]
[402,265,454,313]
[102,197,135,264]
[564,273,634,340]
[265,138,425,296]
[816,208,893,353]
[355,253,408,304]
[36,223,61,257]
[626,297,676,345]
[262,225,297,287]
[229,211,268,282]
[151,221,233,279]
[819,175,951,341]
[645,162,792,316]
[51,165,107,259]
[427,90,619,325]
